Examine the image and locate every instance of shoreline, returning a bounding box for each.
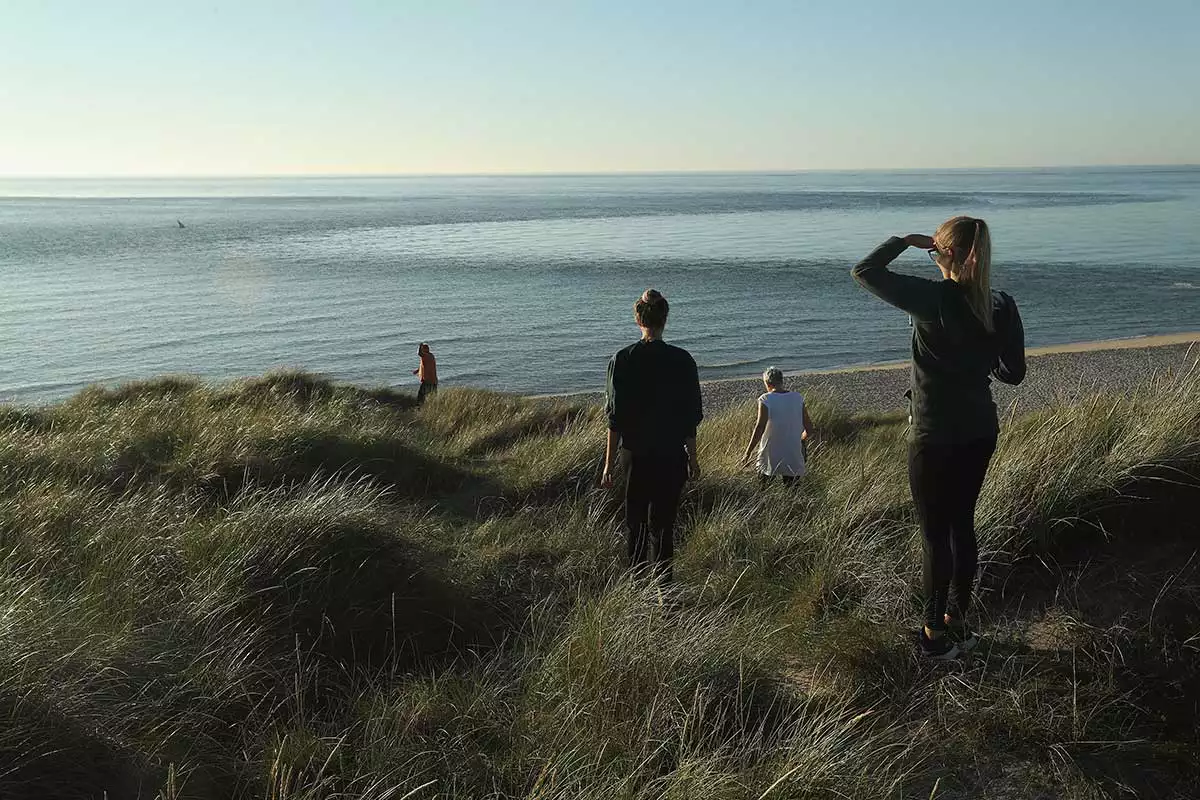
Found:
[4,332,1196,412]
[532,331,1200,400]
[538,332,1200,418]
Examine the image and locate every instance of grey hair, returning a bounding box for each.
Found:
[762,367,784,387]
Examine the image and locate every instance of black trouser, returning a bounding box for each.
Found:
[417,381,438,403]
[908,436,997,631]
[625,449,688,582]
[759,474,799,488]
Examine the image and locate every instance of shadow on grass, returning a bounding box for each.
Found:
[45,426,504,519]
[988,469,1200,653]
[0,689,156,800]
[457,407,595,458]
[814,410,907,445]
[239,519,501,673]
[196,432,500,511]
[0,407,55,435]
[820,625,1198,798]
[913,468,1200,798]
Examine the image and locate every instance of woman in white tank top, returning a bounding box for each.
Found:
[741,367,814,485]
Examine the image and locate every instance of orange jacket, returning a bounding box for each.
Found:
[417,352,438,384]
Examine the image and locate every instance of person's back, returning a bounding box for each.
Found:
[852,230,1025,444]
[742,368,813,484]
[419,350,438,385]
[607,339,701,457]
[908,280,1023,443]
[757,390,806,477]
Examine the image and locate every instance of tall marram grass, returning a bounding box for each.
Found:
[0,364,1197,799]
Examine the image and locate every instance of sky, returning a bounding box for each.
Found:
[2,0,1198,175]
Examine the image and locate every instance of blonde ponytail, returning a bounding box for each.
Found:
[936,216,994,333]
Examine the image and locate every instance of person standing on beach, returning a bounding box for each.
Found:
[601,289,703,584]
[852,216,1026,661]
[412,342,438,403]
[741,367,813,486]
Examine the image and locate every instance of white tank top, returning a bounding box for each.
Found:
[757,391,806,477]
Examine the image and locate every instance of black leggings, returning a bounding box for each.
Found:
[908,436,996,630]
[625,450,688,581]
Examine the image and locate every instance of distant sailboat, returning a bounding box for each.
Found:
[177,220,186,228]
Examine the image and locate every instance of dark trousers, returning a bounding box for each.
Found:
[908,436,997,631]
[625,449,688,582]
[759,474,799,488]
[417,381,438,403]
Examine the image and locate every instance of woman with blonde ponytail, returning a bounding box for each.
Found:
[949,217,994,333]
[852,216,1026,661]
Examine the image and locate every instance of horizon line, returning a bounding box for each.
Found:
[3,163,1199,181]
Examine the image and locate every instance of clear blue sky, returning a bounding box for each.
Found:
[3,0,1198,175]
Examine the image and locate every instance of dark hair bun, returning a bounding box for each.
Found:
[634,288,669,328]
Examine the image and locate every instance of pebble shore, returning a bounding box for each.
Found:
[555,340,1200,419]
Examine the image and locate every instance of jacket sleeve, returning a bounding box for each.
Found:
[851,237,942,322]
[991,292,1027,385]
[685,354,703,438]
[604,354,621,433]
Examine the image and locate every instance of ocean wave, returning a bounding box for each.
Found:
[698,359,766,370]
[1172,282,1198,289]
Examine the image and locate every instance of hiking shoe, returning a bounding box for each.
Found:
[944,616,980,653]
[919,630,961,661]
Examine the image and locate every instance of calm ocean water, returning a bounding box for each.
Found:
[2,168,1199,403]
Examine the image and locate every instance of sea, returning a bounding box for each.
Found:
[2,167,1199,404]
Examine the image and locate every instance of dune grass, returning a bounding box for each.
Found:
[0,366,1197,799]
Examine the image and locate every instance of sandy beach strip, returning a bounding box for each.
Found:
[546,332,1200,418]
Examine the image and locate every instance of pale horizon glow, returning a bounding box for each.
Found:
[4,0,1199,177]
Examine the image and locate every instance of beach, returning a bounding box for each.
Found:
[554,333,1200,417]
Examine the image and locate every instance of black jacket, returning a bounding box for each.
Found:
[605,339,703,456]
[852,237,1026,444]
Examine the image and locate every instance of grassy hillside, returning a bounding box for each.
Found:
[0,367,1197,799]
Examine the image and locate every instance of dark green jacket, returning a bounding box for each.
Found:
[852,237,1026,444]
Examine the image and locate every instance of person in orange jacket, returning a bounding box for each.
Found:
[412,342,438,403]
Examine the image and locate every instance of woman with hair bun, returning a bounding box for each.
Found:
[601,289,703,584]
[852,216,1026,661]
